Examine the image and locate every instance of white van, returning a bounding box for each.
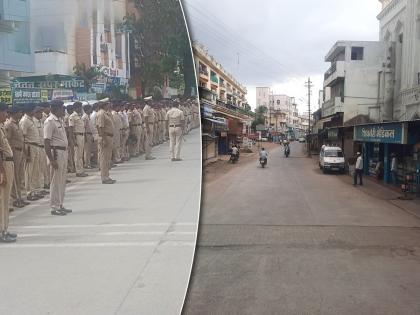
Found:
[319,146,345,174]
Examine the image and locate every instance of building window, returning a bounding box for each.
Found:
[351,47,364,60]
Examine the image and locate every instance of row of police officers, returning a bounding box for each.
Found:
[0,97,199,242]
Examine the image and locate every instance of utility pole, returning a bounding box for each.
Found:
[304,77,313,157]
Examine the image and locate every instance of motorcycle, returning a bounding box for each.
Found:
[260,157,267,168]
[284,146,290,158]
[229,152,239,164]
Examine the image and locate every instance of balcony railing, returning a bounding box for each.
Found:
[199,68,209,76]
[219,81,226,88]
[401,85,420,107]
[322,97,344,117]
[324,61,337,81]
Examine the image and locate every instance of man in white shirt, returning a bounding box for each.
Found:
[354,152,363,186]
[391,153,398,185]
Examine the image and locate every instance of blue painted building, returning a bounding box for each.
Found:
[0,0,33,85]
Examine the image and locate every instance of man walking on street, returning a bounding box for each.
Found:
[354,152,363,186]
[391,153,398,185]
[44,101,71,216]
[166,99,185,161]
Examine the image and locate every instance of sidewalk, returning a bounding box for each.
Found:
[0,129,201,315]
[309,153,420,219]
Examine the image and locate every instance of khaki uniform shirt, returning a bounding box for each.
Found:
[5,118,24,150]
[69,112,85,134]
[111,110,122,132]
[20,114,40,144]
[44,114,68,148]
[96,109,114,136]
[34,117,44,146]
[143,105,154,126]
[0,123,13,159]
[166,107,185,125]
[82,113,92,134]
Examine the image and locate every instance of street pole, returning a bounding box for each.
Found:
[304,77,313,157]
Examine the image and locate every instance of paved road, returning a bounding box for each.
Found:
[184,142,420,315]
[0,129,201,315]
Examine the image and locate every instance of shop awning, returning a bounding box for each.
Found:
[204,117,227,126]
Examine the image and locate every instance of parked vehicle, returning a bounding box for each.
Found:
[319,146,345,174]
[298,137,306,143]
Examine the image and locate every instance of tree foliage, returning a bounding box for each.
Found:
[73,63,102,89]
[126,0,196,97]
[251,106,267,130]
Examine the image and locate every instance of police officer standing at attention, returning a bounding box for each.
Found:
[44,100,71,216]
[96,101,116,184]
[82,104,94,169]
[69,102,88,177]
[0,102,17,242]
[142,97,156,160]
[166,99,185,161]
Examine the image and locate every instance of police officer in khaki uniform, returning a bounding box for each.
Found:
[44,101,71,216]
[0,103,17,242]
[5,106,28,209]
[133,103,143,156]
[111,102,122,164]
[119,104,129,161]
[69,102,87,177]
[33,106,49,195]
[20,104,43,201]
[142,97,156,160]
[64,105,76,173]
[82,104,94,169]
[96,101,116,184]
[166,99,185,161]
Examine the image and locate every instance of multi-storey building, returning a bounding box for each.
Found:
[256,87,270,108]
[194,43,247,108]
[31,0,130,81]
[0,0,33,89]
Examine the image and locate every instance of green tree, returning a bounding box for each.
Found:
[251,106,267,131]
[73,63,102,90]
[126,0,196,97]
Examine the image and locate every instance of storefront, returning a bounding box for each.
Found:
[201,101,228,161]
[354,122,419,188]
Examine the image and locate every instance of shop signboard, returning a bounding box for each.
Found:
[52,89,74,100]
[354,122,408,144]
[0,88,12,105]
[13,88,49,104]
[74,93,97,101]
[12,76,85,92]
[201,104,214,118]
[91,83,106,94]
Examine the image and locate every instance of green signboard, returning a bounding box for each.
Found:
[354,122,408,144]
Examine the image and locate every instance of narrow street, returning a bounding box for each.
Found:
[0,129,201,315]
[184,142,420,315]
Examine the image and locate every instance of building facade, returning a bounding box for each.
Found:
[0,0,33,89]
[194,43,247,108]
[31,0,130,81]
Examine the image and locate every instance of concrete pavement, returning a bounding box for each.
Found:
[0,129,201,315]
[184,142,420,315]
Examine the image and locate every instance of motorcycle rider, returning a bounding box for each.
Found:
[259,147,268,164]
[230,144,239,162]
[284,141,290,157]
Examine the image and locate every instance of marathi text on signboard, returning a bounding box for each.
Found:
[13,88,49,104]
[354,123,407,144]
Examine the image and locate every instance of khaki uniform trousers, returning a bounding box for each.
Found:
[24,144,40,196]
[11,148,23,201]
[169,126,183,159]
[0,161,14,233]
[67,141,75,172]
[49,149,68,210]
[120,129,129,159]
[84,133,94,168]
[135,126,142,155]
[112,130,121,162]
[74,134,85,174]
[128,127,137,157]
[38,147,49,188]
[145,127,153,159]
[98,135,113,181]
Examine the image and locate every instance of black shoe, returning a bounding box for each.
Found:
[9,208,14,212]
[13,200,25,208]
[6,232,17,238]
[44,184,50,189]
[66,180,71,184]
[145,157,156,160]
[21,200,30,206]
[27,195,39,201]
[171,158,176,161]
[51,209,66,216]
[102,179,116,184]
[34,194,44,199]
[76,173,89,177]
[0,234,16,243]
[174,158,183,161]
[60,207,72,213]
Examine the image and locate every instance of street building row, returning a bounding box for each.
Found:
[193,43,253,161]
[311,0,420,193]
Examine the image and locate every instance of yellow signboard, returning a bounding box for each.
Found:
[41,90,48,102]
[0,88,12,105]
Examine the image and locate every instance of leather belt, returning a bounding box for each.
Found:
[85,132,93,135]
[25,142,39,146]
[169,124,182,127]
[105,133,114,137]
[13,147,23,151]
[38,145,44,148]
[4,157,14,162]
[51,146,67,151]
[75,132,84,136]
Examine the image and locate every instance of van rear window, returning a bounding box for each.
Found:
[325,151,343,157]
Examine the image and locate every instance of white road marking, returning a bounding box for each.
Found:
[0,241,196,249]
[16,231,196,237]
[12,222,197,229]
